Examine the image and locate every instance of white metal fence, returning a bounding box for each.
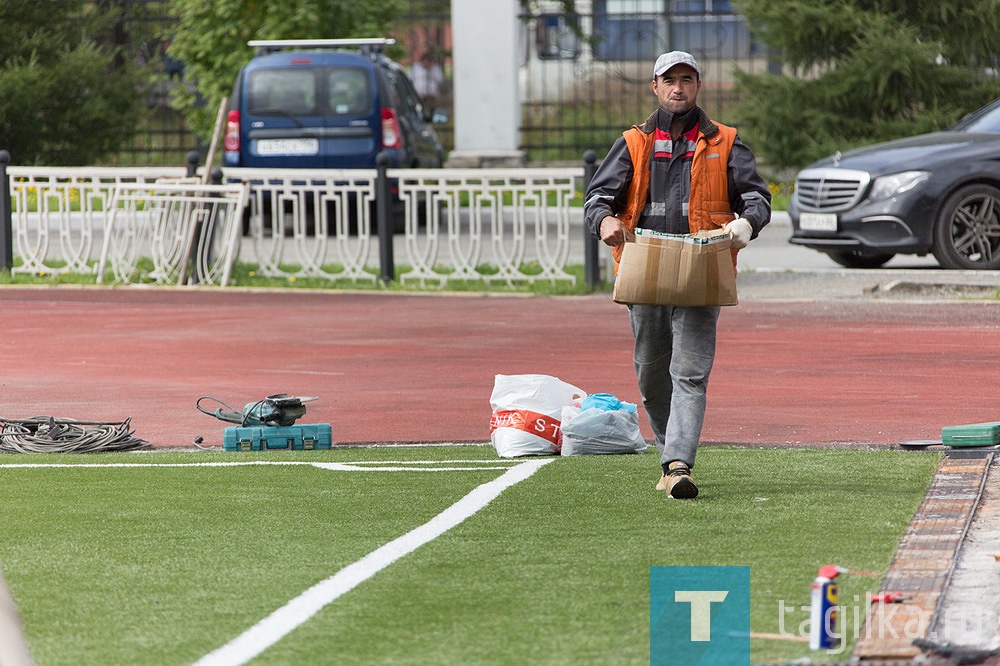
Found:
[391,168,579,287]
[9,167,185,277]
[232,168,380,286]
[7,165,589,288]
[96,182,249,286]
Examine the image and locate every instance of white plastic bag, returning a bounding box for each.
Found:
[560,405,648,456]
[489,374,586,457]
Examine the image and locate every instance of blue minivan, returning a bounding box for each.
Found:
[223,38,445,170]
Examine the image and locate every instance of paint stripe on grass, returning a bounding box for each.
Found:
[0,460,518,472]
[193,457,553,666]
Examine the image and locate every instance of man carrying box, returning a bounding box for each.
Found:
[583,51,771,499]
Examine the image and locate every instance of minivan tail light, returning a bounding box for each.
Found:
[224,110,240,154]
[381,107,402,149]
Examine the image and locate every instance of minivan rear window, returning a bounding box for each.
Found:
[247,66,372,118]
[326,68,372,115]
[249,68,317,116]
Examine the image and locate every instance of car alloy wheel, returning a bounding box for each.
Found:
[933,183,1000,270]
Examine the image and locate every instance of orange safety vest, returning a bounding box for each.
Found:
[612,121,739,269]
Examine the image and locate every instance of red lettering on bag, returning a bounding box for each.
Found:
[490,409,562,447]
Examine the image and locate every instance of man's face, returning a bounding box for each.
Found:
[652,64,701,115]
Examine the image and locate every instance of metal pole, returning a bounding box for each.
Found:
[186,150,200,179]
[582,149,600,290]
[199,167,226,282]
[375,151,394,283]
[0,151,12,271]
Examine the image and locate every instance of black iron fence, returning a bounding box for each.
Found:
[95,0,194,166]
[518,2,773,162]
[52,0,773,166]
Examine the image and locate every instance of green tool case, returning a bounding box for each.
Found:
[223,424,333,451]
[941,421,1000,447]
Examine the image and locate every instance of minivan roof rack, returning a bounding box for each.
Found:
[248,38,396,56]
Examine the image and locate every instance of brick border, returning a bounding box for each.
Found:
[852,452,994,661]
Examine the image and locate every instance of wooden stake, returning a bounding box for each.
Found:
[178,96,229,285]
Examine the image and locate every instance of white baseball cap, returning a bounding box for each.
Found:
[653,51,700,78]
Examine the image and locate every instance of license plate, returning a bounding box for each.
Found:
[799,212,837,231]
[256,138,319,156]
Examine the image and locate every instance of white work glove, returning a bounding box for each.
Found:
[724,218,753,250]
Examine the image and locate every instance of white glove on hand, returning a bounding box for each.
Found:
[725,218,753,250]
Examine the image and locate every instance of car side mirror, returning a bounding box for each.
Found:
[430,108,449,124]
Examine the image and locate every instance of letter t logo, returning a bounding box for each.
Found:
[674,590,729,641]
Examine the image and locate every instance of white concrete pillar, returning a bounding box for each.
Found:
[448,0,524,166]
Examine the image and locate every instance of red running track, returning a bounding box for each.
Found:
[0,287,996,449]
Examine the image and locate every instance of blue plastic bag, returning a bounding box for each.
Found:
[579,393,637,414]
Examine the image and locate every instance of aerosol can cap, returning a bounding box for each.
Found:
[817,564,841,580]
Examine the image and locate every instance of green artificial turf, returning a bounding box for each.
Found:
[0,446,940,665]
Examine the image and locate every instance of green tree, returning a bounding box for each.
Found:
[734,0,1000,170]
[0,1,141,165]
[167,0,404,143]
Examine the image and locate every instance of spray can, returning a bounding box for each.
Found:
[809,565,840,650]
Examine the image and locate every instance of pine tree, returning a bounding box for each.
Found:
[0,1,141,165]
[734,0,1000,170]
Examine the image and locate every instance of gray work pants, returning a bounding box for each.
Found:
[628,303,720,468]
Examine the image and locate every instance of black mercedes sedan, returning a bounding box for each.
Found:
[789,98,1000,269]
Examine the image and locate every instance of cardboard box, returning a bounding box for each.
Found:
[612,228,738,306]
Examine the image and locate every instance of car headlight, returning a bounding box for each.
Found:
[868,171,930,201]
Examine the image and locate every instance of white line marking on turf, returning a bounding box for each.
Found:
[309,463,515,472]
[0,460,518,471]
[331,460,514,465]
[192,457,553,666]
